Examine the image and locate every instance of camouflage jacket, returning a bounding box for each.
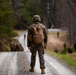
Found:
[27,22,48,47]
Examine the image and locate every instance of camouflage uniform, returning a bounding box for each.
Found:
[27,15,48,69]
[27,24,47,69]
[30,44,45,69]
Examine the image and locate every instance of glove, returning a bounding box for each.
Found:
[44,43,47,49]
[44,46,46,49]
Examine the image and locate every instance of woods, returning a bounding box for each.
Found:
[0,0,76,51]
[11,0,43,29]
[0,0,18,51]
[0,0,17,39]
[0,0,76,72]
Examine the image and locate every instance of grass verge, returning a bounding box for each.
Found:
[46,50,76,70]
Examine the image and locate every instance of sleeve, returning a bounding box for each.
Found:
[43,26,48,44]
[27,27,33,47]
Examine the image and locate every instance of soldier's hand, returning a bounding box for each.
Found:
[44,43,47,49]
[44,46,46,49]
[28,47,32,53]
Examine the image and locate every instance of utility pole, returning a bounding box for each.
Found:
[67,0,72,47]
[47,0,54,28]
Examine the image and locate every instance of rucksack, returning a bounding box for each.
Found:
[31,23,44,43]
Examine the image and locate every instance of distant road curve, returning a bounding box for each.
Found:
[48,29,67,32]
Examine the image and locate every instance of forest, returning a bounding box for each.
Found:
[0,0,76,51]
[0,0,76,74]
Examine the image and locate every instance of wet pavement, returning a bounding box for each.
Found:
[0,32,76,75]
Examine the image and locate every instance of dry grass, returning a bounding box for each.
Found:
[14,30,26,36]
[47,32,68,52]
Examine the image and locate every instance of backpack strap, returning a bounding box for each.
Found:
[31,23,42,30]
[31,23,42,34]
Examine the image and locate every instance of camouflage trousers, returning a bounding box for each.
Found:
[30,44,45,69]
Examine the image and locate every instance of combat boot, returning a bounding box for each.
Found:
[41,68,45,74]
[29,67,34,72]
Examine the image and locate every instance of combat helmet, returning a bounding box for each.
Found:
[33,15,41,23]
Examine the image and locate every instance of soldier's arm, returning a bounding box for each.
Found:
[43,25,48,47]
[27,27,32,47]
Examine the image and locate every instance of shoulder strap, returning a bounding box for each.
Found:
[30,23,43,34]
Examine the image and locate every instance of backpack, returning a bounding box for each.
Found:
[31,23,44,43]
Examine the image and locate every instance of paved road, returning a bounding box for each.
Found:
[48,29,67,32]
[0,32,75,75]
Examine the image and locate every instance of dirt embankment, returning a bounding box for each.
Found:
[47,32,68,52]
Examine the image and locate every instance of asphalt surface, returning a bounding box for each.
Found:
[0,31,76,75]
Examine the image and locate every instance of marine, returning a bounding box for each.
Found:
[27,15,48,74]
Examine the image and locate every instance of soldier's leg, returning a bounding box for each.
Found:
[38,47,45,69]
[38,47,45,74]
[30,49,37,68]
[29,48,37,72]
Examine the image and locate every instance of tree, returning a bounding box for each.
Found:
[0,0,17,41]
[11,0,44,29]
[22,0,43,26]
